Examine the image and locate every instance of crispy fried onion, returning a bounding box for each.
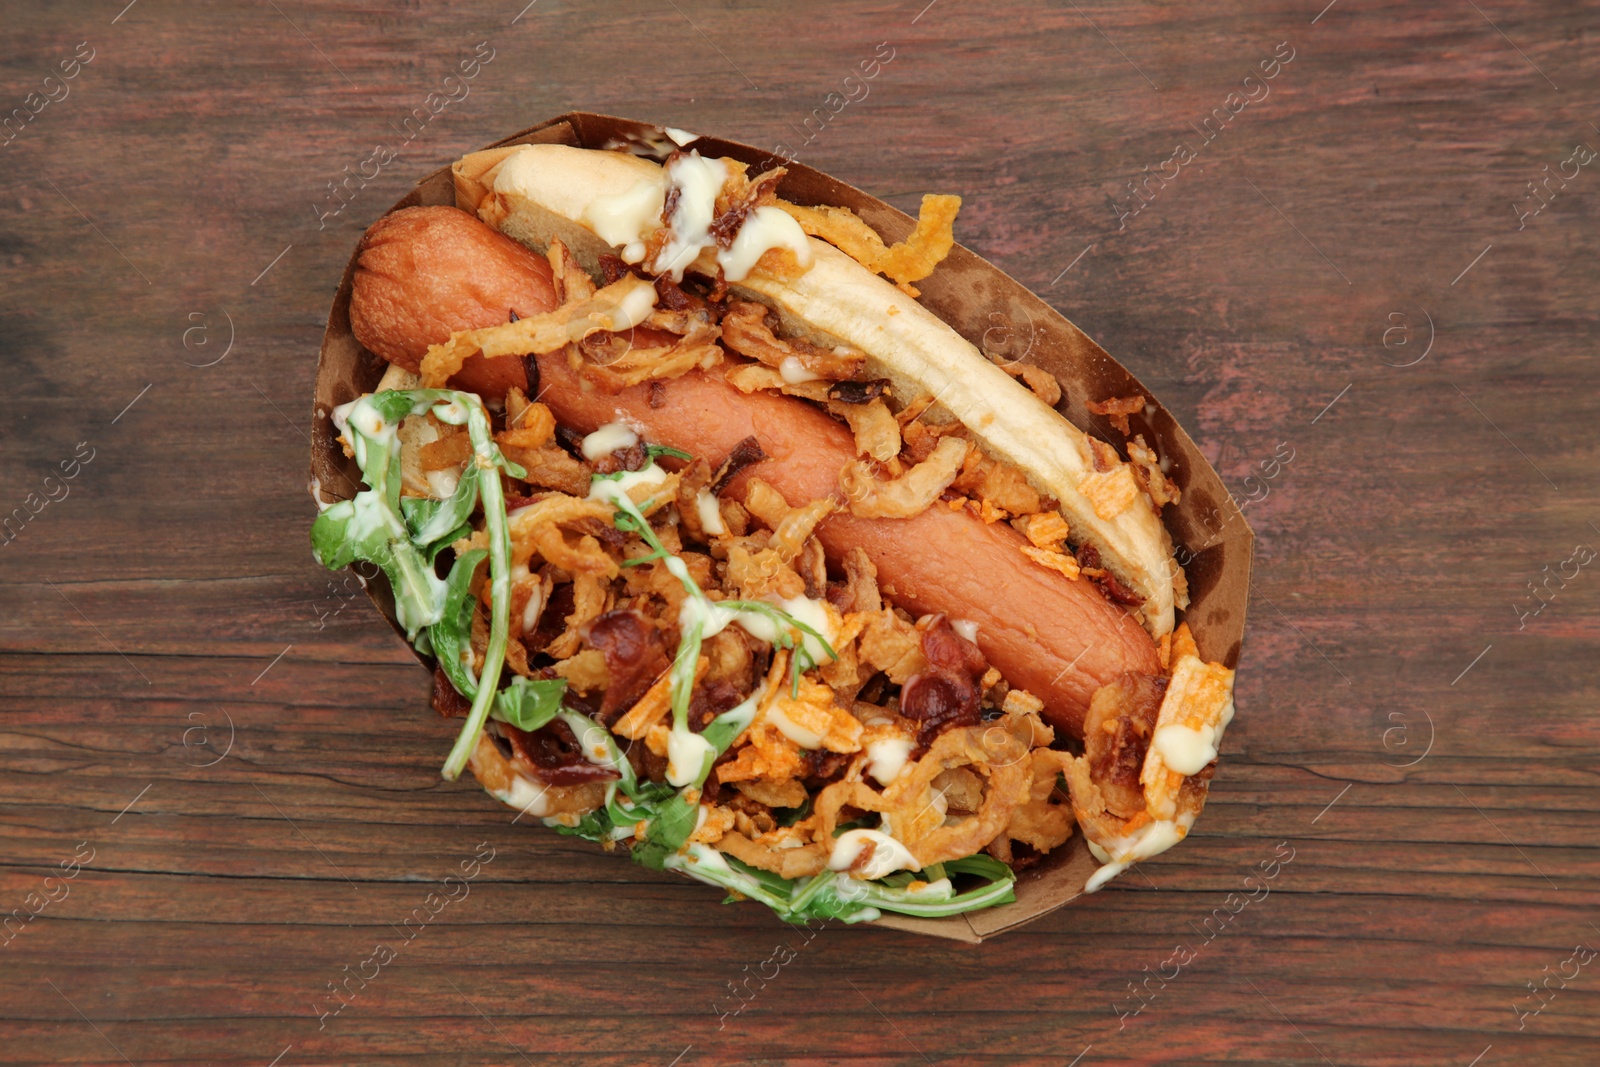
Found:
[742,478,834,563]
[1127,433,1180,511]
[813,719,1032,869]
[419,263,657,386]
[988,747,1077,864]
[830,397,900,463]
[721,300,866,380]
[498,389,592,495]
[777,194,962,298]
[840,434,969,518]
[1064,653,1231,861]
[1087,394,1146,435]
[716,829,830,880]
[467,730,606,818]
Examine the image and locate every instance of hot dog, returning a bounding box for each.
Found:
[351,206,1159,735]
[318,140,1236,917]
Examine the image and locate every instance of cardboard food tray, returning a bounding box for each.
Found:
[310,112,1254,943]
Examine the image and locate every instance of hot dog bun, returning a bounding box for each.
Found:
[452,143,1183,638]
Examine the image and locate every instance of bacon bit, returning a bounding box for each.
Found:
[711,164,786,247]
[591,439,648,476]
[431,667,472,718]
[654,273,705,312]
[597,254,631,285]
[1086,437,1121,474]
[582,610,671,725]
[1087,394,1146,436]
[1075,543,1146,607]
[710,435,769,495]
[1020,544,1081,581]
[1077,465,1139,521]
[901,614,989,748]
[827,379,890,404]
[504,718,621,786]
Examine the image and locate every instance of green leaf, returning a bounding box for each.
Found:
[404,462,481,551]
[631,794,699,871]
[552,808,615,843]
[429,548,486,701]
[491,677,568,732]
[646,444,694,461]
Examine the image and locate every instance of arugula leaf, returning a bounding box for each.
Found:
[430,548,486,701]
[631,794,700,871]
[491,677,567,732]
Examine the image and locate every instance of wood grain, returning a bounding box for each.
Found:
[3,0,1598,1063]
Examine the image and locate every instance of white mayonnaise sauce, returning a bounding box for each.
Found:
[1084,812,1196,893]
[1152,723,1219,776]
[695,488,727,535]
[666,727,716,787]
[588,464,670,508]
[864,736,915,786]
[583,177,667,257]
[580,422,639,461]
[952,619,980,643]
[765,703,824,750]
[520,583,545,634]
[716,204,812,282]
[779,355,821,384]
[615,282,660,328]
[498,775,552,819]
[828,829,920,880]
[654,153,728,280]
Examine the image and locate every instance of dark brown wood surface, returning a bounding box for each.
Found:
[3,1,1597,1064]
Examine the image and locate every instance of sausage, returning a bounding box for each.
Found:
[350,206,556,398]
[348,207,1160,736]
[533,350,1158,737]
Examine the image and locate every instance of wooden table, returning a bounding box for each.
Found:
[3,1,1596,1063]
